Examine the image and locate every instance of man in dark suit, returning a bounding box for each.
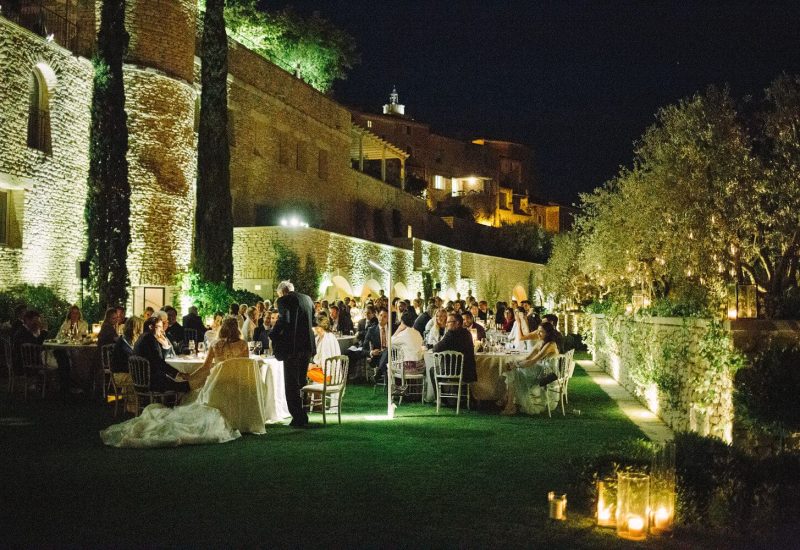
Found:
[270,280,316,427]
[433,312,477,385]
[462,311,486,341]
[182,306,207,343]
[363,309,389,379]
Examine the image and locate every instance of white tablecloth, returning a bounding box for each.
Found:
[423,351,519,402]
[167,355,289,423]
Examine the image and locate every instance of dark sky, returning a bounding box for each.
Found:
[275,1,800,205]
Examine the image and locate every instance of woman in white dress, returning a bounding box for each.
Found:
[392,311,424,374]
[100,318,256,447]
[240,306,257,343]
[203,311,224,349]
[500,322,560,415]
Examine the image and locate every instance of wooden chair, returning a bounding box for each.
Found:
[127,355,179,416]
[432,350,470,414]
[21,343,56,399]
[302,355,349,425]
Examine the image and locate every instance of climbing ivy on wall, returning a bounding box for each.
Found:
[85,0,131,310]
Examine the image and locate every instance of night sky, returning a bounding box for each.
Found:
[275,1,800,205]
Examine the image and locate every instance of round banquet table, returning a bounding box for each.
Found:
[42,340,99,391]
[167,354,290,423]
[423,350,520,403]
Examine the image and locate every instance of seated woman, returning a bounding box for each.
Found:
[307,312,341,384]
[191,316,249,388]
[97,307,119,348]
[132,316,190,395]
[500,322,560,416]
[501,308,515,333]
[110,316,143,413]
[509,309,533,351]
[57,305,89,340]
[203,312,224,349]
[391,310,424,374]
[100,318,254,447]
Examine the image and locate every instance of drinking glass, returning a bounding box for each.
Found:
[198,342,206,356]
[253,341,263,355]
[188,340,196,355]
[247,341,255,354]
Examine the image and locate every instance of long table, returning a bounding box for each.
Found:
[42,341,99,392]
[423,351,520,402]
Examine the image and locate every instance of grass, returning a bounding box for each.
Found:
[1,363,679,548]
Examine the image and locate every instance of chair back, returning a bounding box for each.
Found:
[323,355,349,389]
[128,355,151,391]
[564,349,575,379]
[101,343,114,372]
[1,336,12,371]
[389,346,404,378]
[433,351,464,378]
[20,343,44,368]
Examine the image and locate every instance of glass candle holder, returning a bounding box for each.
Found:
[616,472,650,541]
[596,478,617,528]
[548,491,567,521]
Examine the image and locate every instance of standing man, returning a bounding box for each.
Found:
[270,280,316,428]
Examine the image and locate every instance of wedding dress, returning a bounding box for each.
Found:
[101,347,272,447]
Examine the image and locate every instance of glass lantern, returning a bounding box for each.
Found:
[548,491,567,521]
[596,478,617,527]
[616,472,650,541]
[650,442,676,534]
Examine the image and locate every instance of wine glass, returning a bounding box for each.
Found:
[253,341,263,355]
[198,341,206,357]
[188,340,196,356]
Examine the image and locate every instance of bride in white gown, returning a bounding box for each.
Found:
[101,317,261,448]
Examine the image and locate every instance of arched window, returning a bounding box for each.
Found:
[27,67,52,154]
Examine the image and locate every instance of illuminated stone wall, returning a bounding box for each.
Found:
[592,315,735,442]
[0,17,93,300]
[232,226,543,303]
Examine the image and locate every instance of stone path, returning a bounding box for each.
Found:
[578,359,674,445]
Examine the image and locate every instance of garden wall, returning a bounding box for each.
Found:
[592,315,800,451]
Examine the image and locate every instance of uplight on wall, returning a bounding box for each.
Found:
[279,216,309,228]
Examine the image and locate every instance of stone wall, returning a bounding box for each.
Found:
[232,226,542,302]
[592,315,736,442]
[0,18,93,300]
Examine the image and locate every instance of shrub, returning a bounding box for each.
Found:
[0,284,72,335]
[176,272,262,319]
[735,345,800,436]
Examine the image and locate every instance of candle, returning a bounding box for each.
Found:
[653,507,671,532]
[548,492,567,520]
[627,515,645,537]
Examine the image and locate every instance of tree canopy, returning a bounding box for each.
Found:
[546,75,800,318]
[221,0,359,93]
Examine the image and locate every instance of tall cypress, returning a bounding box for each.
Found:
[86,0,130,310]
[195,0,233,285]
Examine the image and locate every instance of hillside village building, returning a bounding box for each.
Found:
[0,0,558,312]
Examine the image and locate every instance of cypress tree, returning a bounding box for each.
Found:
[86,0,130,310]
[195,0,233,285]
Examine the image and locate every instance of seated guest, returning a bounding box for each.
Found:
[364,308,390,380]
[191,316,249,387]
[204,312,225,349]
[55,305,88,393]
[390,311,424,374]
[57,305,88,340]
[182,306,207,343]
[307,312,342,383]
[12,309,49,373]
[115,306,127,334]
[432,313,477,385]
[10,303,27,335]
[163,306,186,353]
[228,303,240,326]
[143,306,155,320]
[241,306,257,342]
[237,304,248,327]
[501,322,560,415]
[413,304,434,337]
[501,308,515,333]
[495,302,506,327]
[477,300,491,322]
[356,305,377,343]
[132,316,189,394]
[111,316,143,411]
[97,308,119,348]
[424,308,448,348]
[462,311,486,341]
[543,314,565,353]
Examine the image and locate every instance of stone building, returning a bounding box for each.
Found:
[0,1,546,312]
[350,90,575,232]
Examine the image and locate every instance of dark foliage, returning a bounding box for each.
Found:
[0,285,72,336]
[195,0,233,285]
[735,345,800,433]
[85,0,130,311]
[403,173,428,199]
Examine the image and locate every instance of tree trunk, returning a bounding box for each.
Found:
[86,0,130,311]
[195,0,233,285]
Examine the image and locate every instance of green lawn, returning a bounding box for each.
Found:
[2,365,660,548]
